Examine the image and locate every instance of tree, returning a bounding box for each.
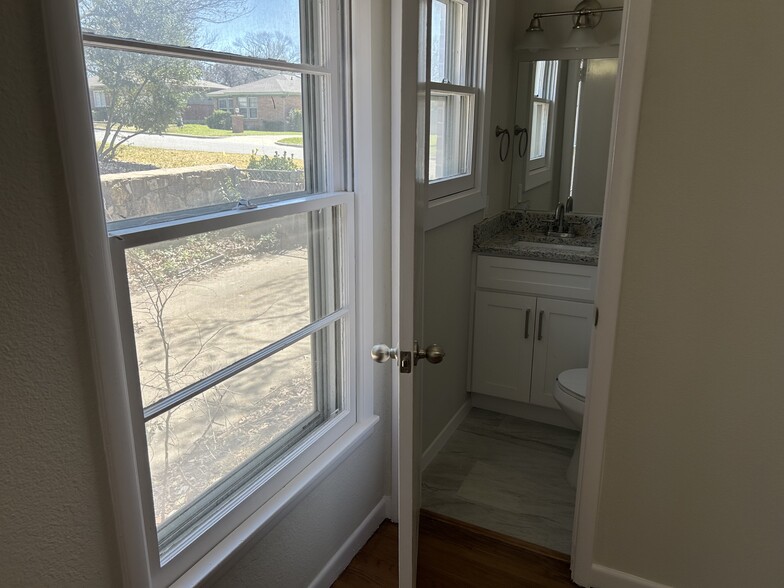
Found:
[200,31,299,87]
[233,30,299,63]
[80,0,247,161]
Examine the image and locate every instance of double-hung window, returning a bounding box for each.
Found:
[427,0,479,199]
[525,60,560,190]
[237,96,259,119]
[74,0,355,584]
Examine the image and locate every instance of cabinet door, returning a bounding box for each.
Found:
[530,298,593,409]
[471,291,537,402]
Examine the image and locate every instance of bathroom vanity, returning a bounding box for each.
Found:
[469,211,598,421]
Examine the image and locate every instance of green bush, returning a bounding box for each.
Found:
[247,150,299,171]
[205,109,232,130]
[260,120,286,132]
[286,108,303,131]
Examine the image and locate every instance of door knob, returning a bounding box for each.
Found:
[413,341,445,366]
[370,344,399,363]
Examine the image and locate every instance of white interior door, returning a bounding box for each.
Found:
[390,0,427,584]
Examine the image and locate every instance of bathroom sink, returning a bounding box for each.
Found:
[514,241,593,253]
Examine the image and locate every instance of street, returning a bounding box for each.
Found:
[94,129,303,157]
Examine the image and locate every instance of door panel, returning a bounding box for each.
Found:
[471,291,536,402]
[530,298,593,409]
[392,0,427,582]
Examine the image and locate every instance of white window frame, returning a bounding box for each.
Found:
[42,1,380,586]
[237,95,258,119]
[425,0,481,202]
[524,59,561,191]
[217,97,232,111]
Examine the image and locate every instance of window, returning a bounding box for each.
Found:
[237,96,258,119]
[427,0,479,199]
[525,60,560,190]
[74,0,354,584]
[92,89,108,108]
[217,98,232,111]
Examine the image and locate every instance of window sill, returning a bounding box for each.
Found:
[171,415,381,587]
[425,189,485,231]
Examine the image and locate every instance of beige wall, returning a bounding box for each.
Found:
[421,211,482,450]
[595,1,784,586]
[0,3,122,584]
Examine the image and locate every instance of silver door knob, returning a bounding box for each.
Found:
[370,344,398,363]
[414,341,445,365]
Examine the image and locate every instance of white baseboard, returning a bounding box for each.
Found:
[420,399,472,471]
[308,496,390,588]
[581,564,673,588]
[471,393,578,430]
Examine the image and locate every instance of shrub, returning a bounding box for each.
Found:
[247,150,299,171]
[260,120,286,132]
[205,109,232,130]
[286,108,303,131]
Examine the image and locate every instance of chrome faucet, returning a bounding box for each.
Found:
[553,202,566,234]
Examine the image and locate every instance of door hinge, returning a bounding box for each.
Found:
[399,351,412,374]
[594,307,599,327]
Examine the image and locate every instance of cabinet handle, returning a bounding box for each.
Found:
[524,309,531,339]
[537,310,544,340]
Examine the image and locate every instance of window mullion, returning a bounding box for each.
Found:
[82,32,330,76]
[142,307,349,421]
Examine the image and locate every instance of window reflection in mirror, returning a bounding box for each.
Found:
[510,57,618,215]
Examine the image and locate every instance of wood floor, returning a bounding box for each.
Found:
[333,510,576,587]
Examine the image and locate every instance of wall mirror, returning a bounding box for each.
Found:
[509,56,618,215]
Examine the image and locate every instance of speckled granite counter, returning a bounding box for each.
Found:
[473,210,602,266]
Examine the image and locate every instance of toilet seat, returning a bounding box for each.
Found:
[556,368,588,401]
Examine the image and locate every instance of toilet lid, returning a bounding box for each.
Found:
[557,368,588,399]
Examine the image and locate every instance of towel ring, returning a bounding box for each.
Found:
[514,125,528,159]
[495,126,511,162]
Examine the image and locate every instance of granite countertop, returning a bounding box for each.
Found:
[473,210,602,266]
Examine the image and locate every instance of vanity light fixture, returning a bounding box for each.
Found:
[522,0,622,50]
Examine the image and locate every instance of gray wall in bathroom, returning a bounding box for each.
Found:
[483,0,519,219]
[595,1,784,586]
[421,211,483,451]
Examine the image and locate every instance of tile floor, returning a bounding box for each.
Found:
[421,408,579,554]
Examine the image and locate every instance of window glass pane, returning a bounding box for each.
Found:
[429,91,474,181]
[78,0,321,65]
[530,101,550,160]
[125,207,344,409]
[84,48,314,225]
[430,0,468,84]
[150,318,345,558]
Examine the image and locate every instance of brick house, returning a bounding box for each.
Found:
[208,73,303,131]
[87,77,228,123]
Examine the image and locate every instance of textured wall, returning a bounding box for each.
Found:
[0,3,122,585]
[594,1,784,586]
[213,430,386,587]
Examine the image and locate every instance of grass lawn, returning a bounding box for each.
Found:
[165,124,302,138]
[276,136,304,147]
[95,122,301,138]
[114,145,304,170]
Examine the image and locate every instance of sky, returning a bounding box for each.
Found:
[201,0,302,53]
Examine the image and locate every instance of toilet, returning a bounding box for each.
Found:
[553,368,588,487]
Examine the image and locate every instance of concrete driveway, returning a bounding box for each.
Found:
[94,129,303,156]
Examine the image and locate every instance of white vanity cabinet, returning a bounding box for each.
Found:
[470,256,596,410]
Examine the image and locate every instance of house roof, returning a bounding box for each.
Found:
[207,74,301,97]
[87,77,228,92]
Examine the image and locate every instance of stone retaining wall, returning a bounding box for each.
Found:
[101,164,305,222]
